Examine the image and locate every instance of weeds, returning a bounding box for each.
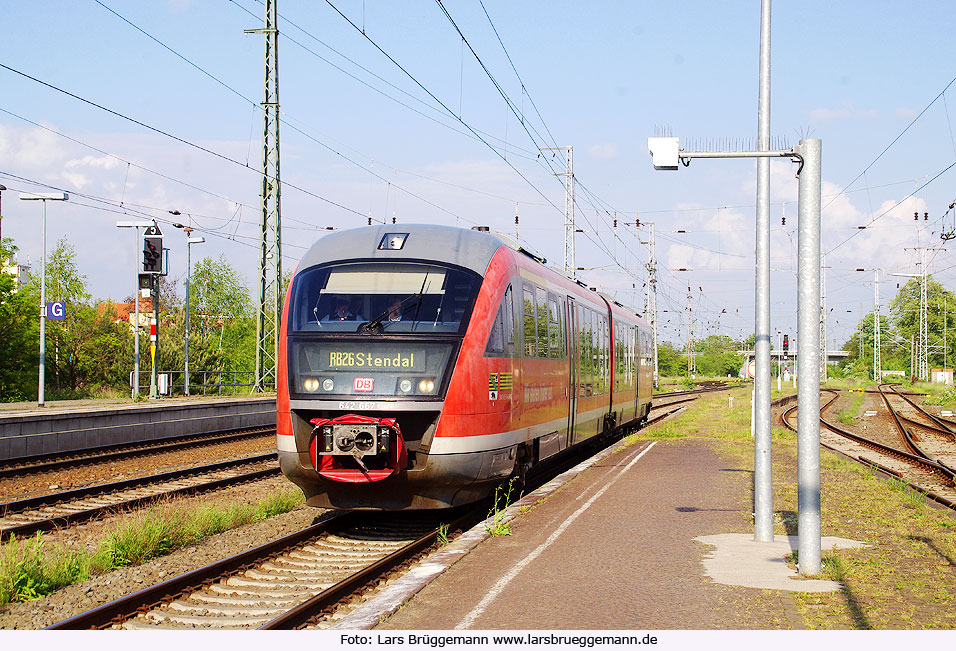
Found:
[485,479,516,537]
[886,476,926,509]
[823,552,847,582]
[0,534,89,606]
[0,489,304,605]
[437,523,450,546]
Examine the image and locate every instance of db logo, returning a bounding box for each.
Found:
[353,378,374,392]
[47,302,66,321]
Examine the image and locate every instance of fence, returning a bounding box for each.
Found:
[130,370,275,396]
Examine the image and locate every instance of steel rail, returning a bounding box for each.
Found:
[260,509,481,629]
[878,383,935,459]
[654,383,735,399]
[0,454,278,540]
[885,384,956,437]
[781,391,953,478]
[45,512,354,630]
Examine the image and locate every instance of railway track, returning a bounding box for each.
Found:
[48,509,479,630]
[781,387,956,508]
[877,384,956,472]
[655,382,736,399]
[34,393,688,628]
[0,426,276,480]
[0,453,279,541]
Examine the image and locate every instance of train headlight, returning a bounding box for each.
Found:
[322,378,335,391]
[303,378,320,392]
[399,379,412,393]
[418,379,435,393]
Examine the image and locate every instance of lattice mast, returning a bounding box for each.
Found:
[873,269,881,382]
[540,147,574,279]
[644,221,659,386]
[247,0,282,392]
[919,249,929,380]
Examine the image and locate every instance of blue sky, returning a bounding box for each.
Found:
[2,1,955,351]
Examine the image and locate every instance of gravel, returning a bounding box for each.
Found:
[0,476,324,629]
[0,435,276,501]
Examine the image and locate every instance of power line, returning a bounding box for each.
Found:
[0,62,370,220]
[322,0,565,219]
[823,74,956,214]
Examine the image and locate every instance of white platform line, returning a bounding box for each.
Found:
[454,441,657,630]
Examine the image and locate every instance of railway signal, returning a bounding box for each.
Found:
[143,236,162,273]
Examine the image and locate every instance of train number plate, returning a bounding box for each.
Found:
[353,377,374,392]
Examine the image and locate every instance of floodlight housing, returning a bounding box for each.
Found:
[647,137,680,171]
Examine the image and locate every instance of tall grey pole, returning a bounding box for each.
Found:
[38,200,47,407]
[796,138,822,575]
[753,0,774,542]
[133,228,141,398]
[185,240,191,396]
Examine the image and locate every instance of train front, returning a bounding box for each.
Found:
[277,225,501,510]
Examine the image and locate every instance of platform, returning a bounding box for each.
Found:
[333,436,863,630]
[0,395,275,461]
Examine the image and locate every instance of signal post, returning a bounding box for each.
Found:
[142,224,164,398]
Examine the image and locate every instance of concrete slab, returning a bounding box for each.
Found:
[694,533,867,592]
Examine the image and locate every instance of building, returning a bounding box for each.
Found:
[97,298,151,333]
[1,254,30,289]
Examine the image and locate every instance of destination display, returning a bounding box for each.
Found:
[326,350,420,370]
[291,340,456,398]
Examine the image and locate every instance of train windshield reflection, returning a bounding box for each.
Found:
[290,262,478,334]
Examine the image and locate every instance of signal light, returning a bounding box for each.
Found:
[783,334,789,353]
[143,236,163,273]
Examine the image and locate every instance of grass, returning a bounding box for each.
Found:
[632,387,956,629]
[836,389,866,426]
[485,479,516,537]
[0,489,303,606]
[920,385,956,407]
[437,523,450,546]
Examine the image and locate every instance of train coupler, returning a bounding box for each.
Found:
[308,414,408,483]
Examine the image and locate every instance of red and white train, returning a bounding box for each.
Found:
[277,224,654,510]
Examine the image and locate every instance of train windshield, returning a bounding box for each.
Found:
[289,262,479,335]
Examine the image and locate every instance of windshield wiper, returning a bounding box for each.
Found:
[358,274,430,335]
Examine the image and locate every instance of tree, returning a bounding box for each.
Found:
[40,239,93,392]
[694,334,743,377]
[187,255,256,387]
[888,276,956,375]
[657,341,683,377]
[0,237,40,401]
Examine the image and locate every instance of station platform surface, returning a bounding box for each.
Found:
[334,436,864,630]
[0,393,275,417]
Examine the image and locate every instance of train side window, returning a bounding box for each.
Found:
[535,286,548,358]
[484,285,514,356]
[547,293,563,359]
[597,314,606,394]
[578,306,590,396]
[523,285,536,357]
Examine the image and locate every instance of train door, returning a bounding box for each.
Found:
[565,296,579,448]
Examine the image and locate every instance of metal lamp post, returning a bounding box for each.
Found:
[0,185,7,243]
[173,222,204,396]
[20,192,69,407]
[116,220,153,397]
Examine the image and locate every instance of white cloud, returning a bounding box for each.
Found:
[808,102,878,122]
[587,143,618,160]
[65,155,122,171]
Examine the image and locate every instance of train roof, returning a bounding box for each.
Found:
[296,224,510,276]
